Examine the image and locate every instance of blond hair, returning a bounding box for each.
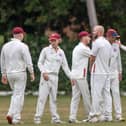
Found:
[94,25,104,35]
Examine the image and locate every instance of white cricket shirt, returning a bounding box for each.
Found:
[38,45,71,79]
[1,38,34,75]
[110,42,122,75]
[71,42,92,79]
[91,36,112,74]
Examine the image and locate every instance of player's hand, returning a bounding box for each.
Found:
[30,73,35,82]
[71,79,76,86]
[119,73,122,81]
[1,75,8,85]
[43,73,49,81]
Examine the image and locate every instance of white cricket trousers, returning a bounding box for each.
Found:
[90,74,112,117]
[69,79,91,120]
[35,73,60,121]
[110,73,122,118]
[7,72,27,121]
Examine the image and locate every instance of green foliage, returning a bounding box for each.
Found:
[1,0,126,92]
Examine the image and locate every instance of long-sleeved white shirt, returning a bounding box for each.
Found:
[38,45,71,79]
[110,42,122,74]
[120,44,126,51]
[71,42,92,79]
[1,38,34,75]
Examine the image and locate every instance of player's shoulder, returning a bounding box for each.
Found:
[74,42,84,50]
[73,43,80,50]
[58,47,64,53]
[1,41,11,50]
[19,42,30,50]
[93,37,104,46]
[80,43,90,51]
[2,41,9,47]
[40,45,50,53]
[20,41,28,46]
[43,45,50,50]
[97,36,106,42]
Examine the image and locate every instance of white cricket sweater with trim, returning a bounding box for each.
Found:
[1,38,34,75]
[38,45,71,79]
[110,42,122,74]
[71,42,92,79]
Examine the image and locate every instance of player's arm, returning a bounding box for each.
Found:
[1,47,8,84]
[22,45,35,81]
[89,55,96,72]
[120,44,126,51]
[61,51,71,79]
[81,47,92,57]
[38,48,48,81]
[117,48,122,81]
[89,41,99,72]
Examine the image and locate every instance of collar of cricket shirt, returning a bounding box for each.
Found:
[49,44,60,52]
[79,42,87,47]
[11,38,22,42]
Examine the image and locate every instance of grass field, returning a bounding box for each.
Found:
[0,95,126,126]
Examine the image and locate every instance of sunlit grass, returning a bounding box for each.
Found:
[0,95,126,126]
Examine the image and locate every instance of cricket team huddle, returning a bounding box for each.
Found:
[1,25,126,124]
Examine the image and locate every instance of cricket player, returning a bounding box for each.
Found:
[89,25,112,122]
[1,27,35,124]
[106,29,124,121]
[69,31,91,123]
[34,33,71,124]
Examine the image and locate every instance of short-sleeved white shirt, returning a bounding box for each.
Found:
[91,36,112,75]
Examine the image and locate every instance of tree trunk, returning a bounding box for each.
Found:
[86,0,98,30]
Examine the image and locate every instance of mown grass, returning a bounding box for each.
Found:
[0,95,126,126]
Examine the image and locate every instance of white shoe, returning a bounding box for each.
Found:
[104,118,112,122]
[98,115,105,122]
[115,117,125,122]
[69,119,81,123]
[51,119,65,124]
[82,117,91,122]
[99,116,112,122]
[34,116,41,124]
[12,119,21,124]
[89,116,99,123]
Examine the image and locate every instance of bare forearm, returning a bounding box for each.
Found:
[89,56,96,72]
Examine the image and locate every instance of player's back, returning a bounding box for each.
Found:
[92,37,112,74]
[2,38,27,73]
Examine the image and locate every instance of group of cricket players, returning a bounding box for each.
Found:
[0,25,126,124]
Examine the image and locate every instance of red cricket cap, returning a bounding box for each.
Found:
[78,31,90,39]
[106,28,120,38]
[49,33,61,41]
[12,27,25,34]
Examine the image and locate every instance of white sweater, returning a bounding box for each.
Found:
[38,45,71,79]
[71,42,92,79]
[110,42,122,74]
[1,38,34,75]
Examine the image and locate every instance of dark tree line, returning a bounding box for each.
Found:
[0,0,126,92]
